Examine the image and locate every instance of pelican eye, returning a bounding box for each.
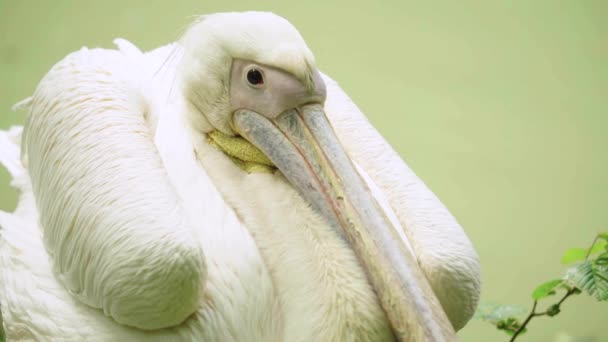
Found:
[246,68,264,86]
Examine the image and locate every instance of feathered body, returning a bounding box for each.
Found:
[0,12,480,341]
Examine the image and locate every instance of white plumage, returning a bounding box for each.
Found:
[0,12,480,341]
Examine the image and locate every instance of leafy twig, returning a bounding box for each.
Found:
[476,231,608,341]
[509,287,578,341]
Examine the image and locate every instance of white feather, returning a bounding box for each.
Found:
[0,11,480,341]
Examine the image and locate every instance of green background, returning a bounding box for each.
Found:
[1,1,606,340]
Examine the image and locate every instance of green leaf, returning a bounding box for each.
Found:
[561,248,588,264]
[532,279,563,300]
[511,327,527,336]
[496,317,526,336]
[546,304,561,317]
[596,253,608,266]
[598,232,608,241]
[561,241,608,264]
[590,240,607,255]
[565,260,608,301]
[474,303,527,323]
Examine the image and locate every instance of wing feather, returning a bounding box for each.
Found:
[23,45,205,330]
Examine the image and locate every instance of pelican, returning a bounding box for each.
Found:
[0,12,480,341]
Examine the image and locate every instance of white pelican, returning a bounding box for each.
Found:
[0,12,480,341]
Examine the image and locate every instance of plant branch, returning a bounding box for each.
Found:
[556,288,576,306]
[510,288,578,341]
[509,300,537,341]
[585,235,601,260]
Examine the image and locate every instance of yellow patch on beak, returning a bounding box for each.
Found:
[207,130,277,173]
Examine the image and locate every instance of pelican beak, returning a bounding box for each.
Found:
[232,104,457,341]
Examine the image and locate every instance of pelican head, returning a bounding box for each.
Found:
[178,11,324,134]
[176,12,456,340]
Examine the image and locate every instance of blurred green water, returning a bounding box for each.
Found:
[0,1,606,340]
